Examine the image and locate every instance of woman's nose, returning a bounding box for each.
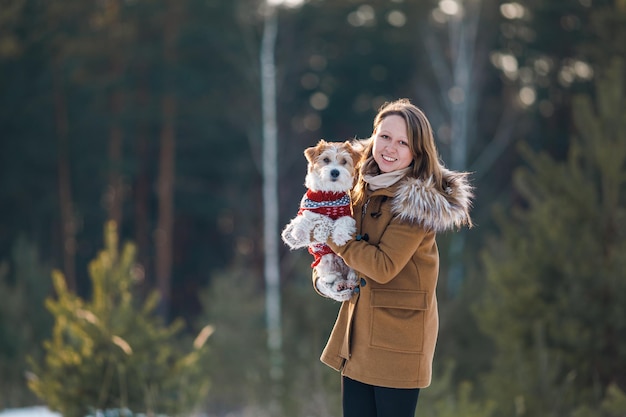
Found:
[385,142,397,152]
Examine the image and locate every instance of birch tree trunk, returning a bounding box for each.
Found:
[422,0,517,296]
[445,0,481,297]
[260,1,283,411]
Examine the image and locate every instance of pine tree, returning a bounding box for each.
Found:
[28,221,211,417]
[476,58,626,416]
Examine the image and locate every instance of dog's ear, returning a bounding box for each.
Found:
[304,145,319,164]
[304,139,328,163]
[344,140,362,164]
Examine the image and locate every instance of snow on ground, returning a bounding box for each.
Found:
[0,407,60,417]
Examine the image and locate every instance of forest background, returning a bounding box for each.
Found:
[1,0,625,416]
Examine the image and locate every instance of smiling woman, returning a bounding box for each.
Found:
[372,115,413,173]
[308,98,474,417]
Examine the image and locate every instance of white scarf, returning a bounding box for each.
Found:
[362,167,411,191]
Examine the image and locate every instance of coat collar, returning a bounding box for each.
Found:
[370,168,473,232]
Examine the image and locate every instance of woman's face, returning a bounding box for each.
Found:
[372,115,413,173]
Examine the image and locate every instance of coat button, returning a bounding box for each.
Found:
[360,278,366,287]
[353,286,360,294]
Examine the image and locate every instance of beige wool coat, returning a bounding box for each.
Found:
[315,168,473,389]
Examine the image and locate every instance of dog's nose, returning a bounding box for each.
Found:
[330,169,340,179]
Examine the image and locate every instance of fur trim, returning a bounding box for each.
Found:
[391,168,473,232]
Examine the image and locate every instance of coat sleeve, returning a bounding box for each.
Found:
[327,219,430,285]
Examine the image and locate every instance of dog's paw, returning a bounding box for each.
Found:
[334,278,356,293]
[290,224,310,242]
[315,279,354,302]
[330,216,356,246]
[318,270,343,284]
[281,224,307,249]
[280,225,298,248]
[312,216,333,242]
[281,214,318,248]
[345,268,359,288]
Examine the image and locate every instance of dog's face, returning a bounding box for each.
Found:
[303,140,360,192]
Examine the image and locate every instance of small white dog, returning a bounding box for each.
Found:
[282,140,360,301]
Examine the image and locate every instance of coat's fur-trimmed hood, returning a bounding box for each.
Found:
[390,168,473,232]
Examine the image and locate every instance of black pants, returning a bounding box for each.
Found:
[342,376,420,417]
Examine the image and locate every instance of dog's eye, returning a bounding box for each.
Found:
[323,157,331,163]
[340,159,348,165]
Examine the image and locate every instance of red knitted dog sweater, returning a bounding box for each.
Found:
[297,190,351,267]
